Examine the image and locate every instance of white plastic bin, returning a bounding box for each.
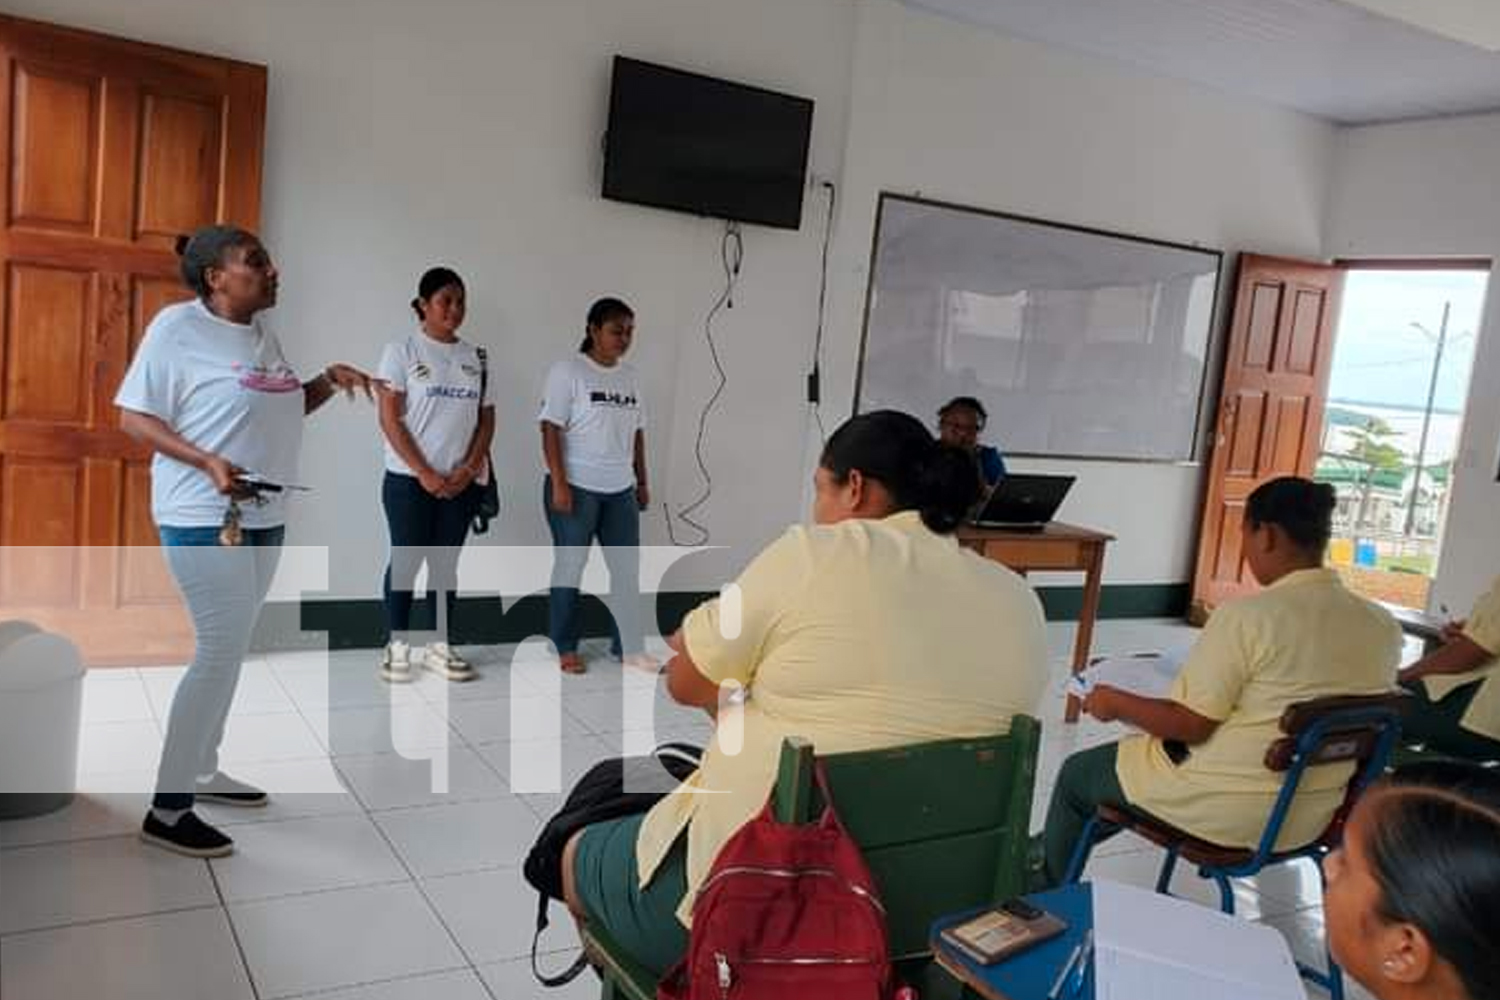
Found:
[0,620,85,820]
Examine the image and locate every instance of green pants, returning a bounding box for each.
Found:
[1401,678,1500,762]
[1042,742,1129,886]
[572,812,690,979]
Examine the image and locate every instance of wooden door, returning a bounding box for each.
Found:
[1190,254,1342,618]
[0,15,265,665]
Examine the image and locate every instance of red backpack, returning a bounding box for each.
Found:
[659,766,892,1000]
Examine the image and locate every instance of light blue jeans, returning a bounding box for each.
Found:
[153,525,284,810]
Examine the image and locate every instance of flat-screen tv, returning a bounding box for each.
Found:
[603,57,814,230]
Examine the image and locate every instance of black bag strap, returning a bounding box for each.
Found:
[531,893,591,988]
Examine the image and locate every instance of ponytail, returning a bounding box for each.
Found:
[412,266,465,321]
[1363,762,1500,1000]
[176,225,258,299]
[1246,476,1337,553]
[820,410,982,534]
[581,296,634,353]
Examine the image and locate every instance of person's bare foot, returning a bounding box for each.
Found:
[621,652,664,675]
[559,652,587,675]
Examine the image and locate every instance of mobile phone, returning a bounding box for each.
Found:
[1001,897,1045,921]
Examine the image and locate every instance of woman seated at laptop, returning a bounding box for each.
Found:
[938,396,1006,488]
[1398,574,1500,762]
[1323,760,1500,1000]
[1037,476,1401,886]
[559,410,1049,978]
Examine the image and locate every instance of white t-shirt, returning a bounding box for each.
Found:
[537,355,645,493]
[114,300,305,529]
[377,333,495,478]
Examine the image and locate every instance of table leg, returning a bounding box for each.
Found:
[1066,542,1106,723]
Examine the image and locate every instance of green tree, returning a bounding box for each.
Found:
[1340,417,1405,530]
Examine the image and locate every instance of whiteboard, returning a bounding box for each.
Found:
[856,195,1223,462]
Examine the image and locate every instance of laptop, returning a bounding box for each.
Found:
[971,473,1076,529]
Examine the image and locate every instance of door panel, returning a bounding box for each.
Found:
[135,91,223,244]
[4,263,93,422]
[9,63,100,232]
[1225,391,1266,478]
[1191,255,1342,616]
[0,14,265,664]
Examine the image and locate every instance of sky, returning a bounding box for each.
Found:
[1326,269,1490,413]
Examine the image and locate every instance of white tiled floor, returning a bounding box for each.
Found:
[0,624,1374,1000]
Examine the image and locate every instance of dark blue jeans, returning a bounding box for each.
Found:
[153,524,285,810]
[382,472,476,643]
[544,475,643,657]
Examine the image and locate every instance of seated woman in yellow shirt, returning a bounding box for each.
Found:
[1039,477,1401,886]
[560,410,1050,978]
[1399,575,1500,761]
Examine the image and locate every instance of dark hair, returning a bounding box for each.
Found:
[1245,476,1336,552]
[411,267,465,320]
[820,410,982,534]
[580,297,634,353]
[939,396,988,428]
[174,226,259,299]
[1363,762,1500,1000]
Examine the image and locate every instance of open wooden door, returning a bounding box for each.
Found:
[0,15,265,664]
[1190,254,1342,620]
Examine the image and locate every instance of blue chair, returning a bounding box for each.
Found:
[1063,692,1408,999]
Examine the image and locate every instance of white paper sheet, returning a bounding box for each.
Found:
[1069,645,1190,700]
[1091,880,1304,1000]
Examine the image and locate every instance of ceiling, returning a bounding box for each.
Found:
[902,0,1500,124]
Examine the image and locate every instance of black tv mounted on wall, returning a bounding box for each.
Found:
[602,56,814,231]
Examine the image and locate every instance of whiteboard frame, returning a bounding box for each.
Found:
[854,192,1227,466]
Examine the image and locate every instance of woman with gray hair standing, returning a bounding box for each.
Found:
[116,225,379,858]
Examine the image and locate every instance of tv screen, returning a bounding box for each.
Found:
[603,57,814,230]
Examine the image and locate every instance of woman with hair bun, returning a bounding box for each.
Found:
[1323,760,1500,1000]
[115,226,378,858]
[556,409,1048,979]
[375,267,495,683]
[1038,476,1402,887]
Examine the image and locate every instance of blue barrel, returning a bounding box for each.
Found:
[1355,540,1378,567]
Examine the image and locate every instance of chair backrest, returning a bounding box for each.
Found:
[772,716,1042,961]
[1251,692,1408,862]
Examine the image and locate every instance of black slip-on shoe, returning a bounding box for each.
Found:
[140,811,235,858]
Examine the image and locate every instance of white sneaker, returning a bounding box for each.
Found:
[423,641,476,682]
[380,640,413,683]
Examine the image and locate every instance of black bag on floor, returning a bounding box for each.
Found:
[523,742,702,987]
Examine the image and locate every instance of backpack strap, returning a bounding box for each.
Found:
[530,892,591,987]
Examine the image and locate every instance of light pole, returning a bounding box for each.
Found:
[1405,303,1450,538]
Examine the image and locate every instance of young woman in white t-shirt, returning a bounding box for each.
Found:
[375,267,496,682]
[539,298,655,675]
[115,226,379,859]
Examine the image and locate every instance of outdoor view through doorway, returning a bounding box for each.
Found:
[1317,265,1490,610]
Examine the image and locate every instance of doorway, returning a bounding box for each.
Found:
[1315,263,1490,610]
[0,15,266,664]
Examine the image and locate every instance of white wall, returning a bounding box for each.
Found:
[9,0,858,597]
[1326,113,1500,614]
[16,0,1344,600]
[822,0,1336,585]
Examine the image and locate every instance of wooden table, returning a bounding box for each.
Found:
[958,522,1115,723]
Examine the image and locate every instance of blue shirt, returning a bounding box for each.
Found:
[978,445,1007,487]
